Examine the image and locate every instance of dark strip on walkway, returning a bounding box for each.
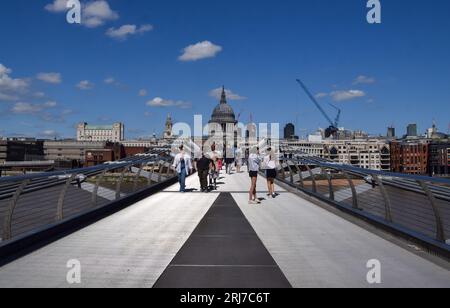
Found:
[154,193,292,288]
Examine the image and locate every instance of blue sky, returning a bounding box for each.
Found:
[1,0,450,139]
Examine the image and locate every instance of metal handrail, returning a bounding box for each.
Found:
[0,150,176,242]
[278,158,450,245]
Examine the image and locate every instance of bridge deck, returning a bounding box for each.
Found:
[0,169,449,288]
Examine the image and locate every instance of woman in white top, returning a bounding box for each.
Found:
[264,147,277,198]
[248,146,261,204]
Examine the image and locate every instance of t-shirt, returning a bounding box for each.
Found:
[197,157,212,171]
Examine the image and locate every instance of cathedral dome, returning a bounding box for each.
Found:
[209,87,237,124]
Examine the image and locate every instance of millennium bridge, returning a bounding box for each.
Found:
[0,149,449,288]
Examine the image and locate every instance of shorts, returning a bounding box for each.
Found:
[266,169,277,179]
[249,171,258,178]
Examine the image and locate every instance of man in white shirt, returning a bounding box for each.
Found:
[172,145,193,192]
[248,146,261,204]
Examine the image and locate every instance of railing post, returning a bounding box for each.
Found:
[133,163,144,192]
[417,180,446,242]
[305,165,317,193]
[148,161,157,185]
[293,162,304,189]
[56,174,76,221]
[372,175,393,223]
[165,161,172,176]
[3,179,30,241]
[344,172,359,210]
[279,161,287,181]
[286,161,294,184]
[115,167,127,200]
[322,168,334,201]
[91,169,107,207]
[157,162,163,182]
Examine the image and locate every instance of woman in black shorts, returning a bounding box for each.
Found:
[264,147,277,198]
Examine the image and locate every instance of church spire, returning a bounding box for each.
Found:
[220,86,227,104]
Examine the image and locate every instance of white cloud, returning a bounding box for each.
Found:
[0,63,30,102]
[104,77,115,84]
[106,24,153,40]
[146,97,191,109]
[0,63,12,76]
[82,0,119,28]
[209,88,247,101]
[76,80,94,90]
[44,0,68,12]
[330,90,366,102]
[138,89,148,97]
[179,41,223,62]
[11,101,58,114]
[45,0,119,28]
[0,93,19,102]
[315,92,328,99]
[37,72,62,84]
[34,92,46,98]
[39,130,60,138]
[353,75,376,85]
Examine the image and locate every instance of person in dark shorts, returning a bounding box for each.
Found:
[264,147,278,198]
[197,152,212,192]
[248,147,261,204]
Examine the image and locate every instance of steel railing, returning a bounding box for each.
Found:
[0,149,176,243]
[276,156,450,247]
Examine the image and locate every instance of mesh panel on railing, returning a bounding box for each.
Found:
[0,152,175,243]
[278,159,450,245]
[385,184,438,239]
[11,183,62,239]
[435,198,450,242]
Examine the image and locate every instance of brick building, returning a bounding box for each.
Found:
[85,143,125,167]
[428,141,450,176]
[390,140,429,175]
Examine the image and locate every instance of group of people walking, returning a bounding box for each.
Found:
[172,145,278,204]
[248,146,278,204]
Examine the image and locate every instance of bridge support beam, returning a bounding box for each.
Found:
[322,168,334,201]
[133,163,145,192]
[372,175,393,223]
[417,180,446,242]
[116,167,127,201]
[344,172,359,210]
[91,169,107,208]
[3,179,30,241]
[293,162,304,189]
[56,174,76,221]
[305,165,317,193]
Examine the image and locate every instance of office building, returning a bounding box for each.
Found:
[284,123,296,140]
[407,124,418,137]
[77,122,125,142]
[44,141,107,164]
[390,140,429,175]
[0,139,44,162]
[428,141,450,177]
[322,140,390,171]
[387,127,396,139]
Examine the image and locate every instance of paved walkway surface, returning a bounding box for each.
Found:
[0,168,449,288]
[154,192,291,288]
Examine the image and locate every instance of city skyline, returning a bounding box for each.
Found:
[1,0,450,140]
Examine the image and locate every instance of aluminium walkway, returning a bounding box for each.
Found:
[0,169,449,288]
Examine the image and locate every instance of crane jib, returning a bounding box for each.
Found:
[296,79,341,131]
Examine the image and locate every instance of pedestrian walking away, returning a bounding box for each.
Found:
[197,152,213,192]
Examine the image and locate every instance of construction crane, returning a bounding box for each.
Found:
[296,79,341,138]
[328,103,341,131]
